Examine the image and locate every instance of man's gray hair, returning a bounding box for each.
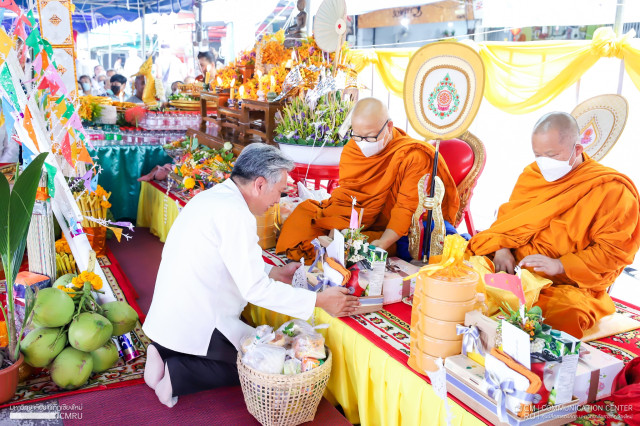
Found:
[532,112,580,147]
[230,143,294,185]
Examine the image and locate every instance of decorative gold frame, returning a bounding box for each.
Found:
[407,131,486,260]
[408,175,446,260]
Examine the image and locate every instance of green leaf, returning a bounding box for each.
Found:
[6,153,48,281]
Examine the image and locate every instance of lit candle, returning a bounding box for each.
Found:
[205,71,210,84]
[230,78,236,100]
[270,75,275,92]
[256,69,263,92]
[239,85,245,99]
[216,77,223,88]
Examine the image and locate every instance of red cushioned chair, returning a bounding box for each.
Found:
[289,163,340,194]
[434,132,486,236]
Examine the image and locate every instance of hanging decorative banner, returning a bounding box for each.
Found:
[403,42,485,140]
[0,0,20,14]
[570,94,628,161]
[37,0,78,98]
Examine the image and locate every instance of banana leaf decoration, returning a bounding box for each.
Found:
[0,153,48,362]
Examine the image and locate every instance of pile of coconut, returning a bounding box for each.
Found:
[20,273,139,389]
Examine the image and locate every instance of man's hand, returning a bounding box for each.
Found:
[268,262,301,284]
[371,229,400,251]
[316,287,360,317]
[519,254,564,276]
[494,248,517,274]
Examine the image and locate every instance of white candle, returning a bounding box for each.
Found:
[270,75,275,92]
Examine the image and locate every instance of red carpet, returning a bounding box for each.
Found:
[102,228,352,425]
[59,383,349,426]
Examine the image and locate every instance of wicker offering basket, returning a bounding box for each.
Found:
[237,348,332,426]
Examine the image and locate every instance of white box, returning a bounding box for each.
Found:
[573,343,624,405]
[382,257,420,304]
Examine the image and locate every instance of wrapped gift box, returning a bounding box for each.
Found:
[464,310,499,366]
[573,343,624,405]
[382,257,420,304]
[445,355,579,426]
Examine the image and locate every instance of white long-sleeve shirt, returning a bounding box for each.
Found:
[143,178,316,356]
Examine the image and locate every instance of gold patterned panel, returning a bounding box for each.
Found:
[408,174,446,261]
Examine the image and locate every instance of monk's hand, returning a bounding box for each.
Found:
[519,255,565,276]
[315,287,360,317]
[269,262,301,284]
[494,248,517,274]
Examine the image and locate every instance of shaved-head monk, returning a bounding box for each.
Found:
[277,97,459,262]
[469,112,640,338]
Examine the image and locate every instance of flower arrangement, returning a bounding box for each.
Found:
[499,304,551,343]
[170,138,236,194]
[78,96,112,122]
[274,92,353,147]
[260,29,289,64]
[71,271,103,292]
[238,48,256,67]
[343,227,370,267]
[216,64,242,88]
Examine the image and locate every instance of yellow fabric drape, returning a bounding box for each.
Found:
[243,305,484,426]
[347,28,640,114]
[136,181,180,242]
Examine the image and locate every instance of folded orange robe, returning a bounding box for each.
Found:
[469,154,640,338]
[277,127,460,262]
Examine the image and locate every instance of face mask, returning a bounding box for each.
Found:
[535,145,579,182]
[99,81,105,88]
[81,82,91,92]
[354,128,390,158]
[111,85,120,95]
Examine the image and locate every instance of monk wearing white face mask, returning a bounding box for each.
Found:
[469,112,640,338]
[277,97,459,262]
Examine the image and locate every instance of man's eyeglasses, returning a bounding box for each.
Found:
[349,119,389,142]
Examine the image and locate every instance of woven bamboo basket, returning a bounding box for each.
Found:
[237,348,332,426]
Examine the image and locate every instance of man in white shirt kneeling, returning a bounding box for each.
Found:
[142,143,359,407]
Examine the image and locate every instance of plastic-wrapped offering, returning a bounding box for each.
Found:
[268,331,291,348]
[301,357,322,372]
[283,358,302,375]
[277,319,317,338]
[241,325,276,353]
[242,344,286,374]
[293,333,326,360]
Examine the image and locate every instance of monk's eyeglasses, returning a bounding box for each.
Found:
[350,119,389,142]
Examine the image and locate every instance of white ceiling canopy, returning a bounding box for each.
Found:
[481,0,640,28]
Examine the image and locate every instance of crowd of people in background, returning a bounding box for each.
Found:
[77,47,221,104]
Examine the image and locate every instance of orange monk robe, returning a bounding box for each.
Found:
[469,154,640,338]
[277,128,460,262]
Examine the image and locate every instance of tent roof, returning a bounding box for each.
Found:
[9,0,193,32]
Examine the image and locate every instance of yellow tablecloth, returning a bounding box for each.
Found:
[139,181,483,425]
[136,181,181,242]
[244,305,484,426]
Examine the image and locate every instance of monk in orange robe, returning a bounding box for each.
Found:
[277,97,459,262]
[469,112,640,338]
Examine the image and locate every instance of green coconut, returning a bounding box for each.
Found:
[32,287,75,327]
[50,347,93,390]
[101,301,139,336]
[90,340,120,373]
[68,312,113,352]
[20,327,68,368]
[53,273,77,288]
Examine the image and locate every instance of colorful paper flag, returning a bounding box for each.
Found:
[0,28,14,67]
[0,0,20,15]
[44,163,57,198]
[484,273,526,305]
[1,97,16,136]
[109,227,123,242]
[349,197,359,229]
[78,144,93,164]
[60,133,74,166]
[90,171,99,192]
[23,106,40,151]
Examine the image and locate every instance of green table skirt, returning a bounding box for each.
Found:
[88,145,172,220]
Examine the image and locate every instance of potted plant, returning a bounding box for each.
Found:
[0,153,48,404]
[275,92,353,166]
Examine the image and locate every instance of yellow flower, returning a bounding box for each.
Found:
[183,177,196,189]
[100,200,112,209]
